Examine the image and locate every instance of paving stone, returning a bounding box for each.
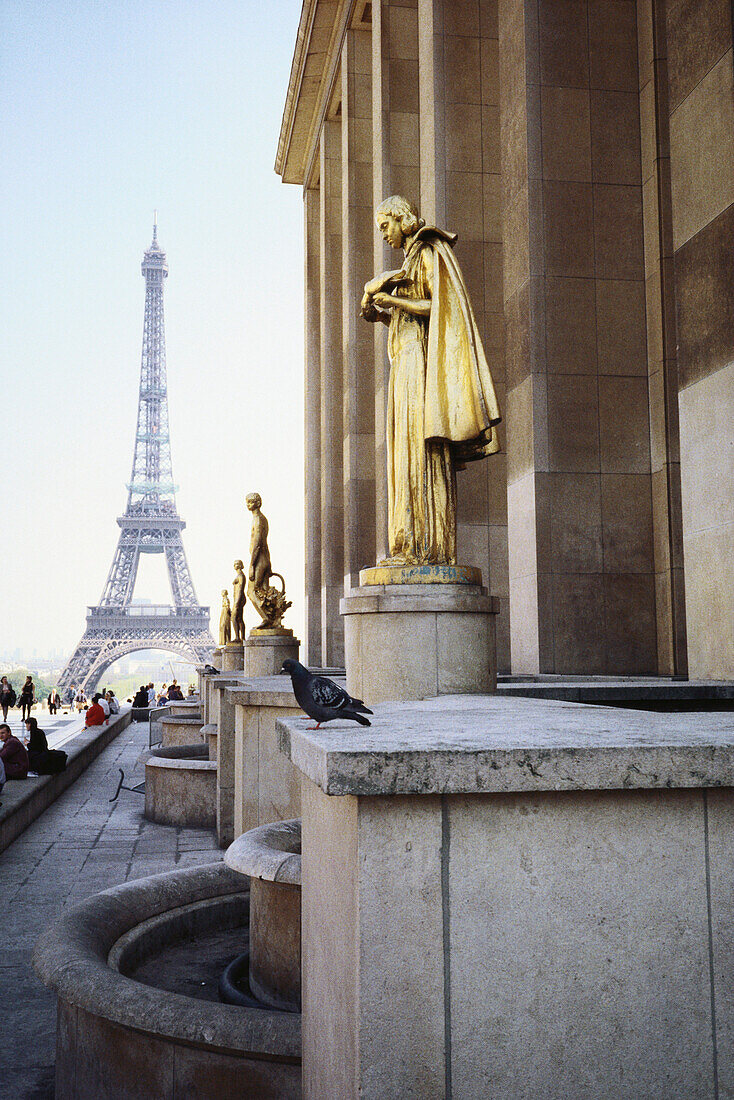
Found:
[0,718,219,1086]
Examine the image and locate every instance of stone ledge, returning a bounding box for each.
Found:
[277,695,734,796]
[225,675,300,709]
[0,709,133,854]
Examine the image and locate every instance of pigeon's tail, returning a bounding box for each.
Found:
[347,711,371,727]
[350,698,373,715]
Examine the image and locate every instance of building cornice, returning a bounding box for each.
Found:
[275,0,354,186]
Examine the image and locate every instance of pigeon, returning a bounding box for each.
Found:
[281,659,373,729]
[203,664,220,675]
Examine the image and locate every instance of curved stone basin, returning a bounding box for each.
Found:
[145,744,216,829]
[226,819,302,1012]
[33,863,301,1099]
[159,714,205,747]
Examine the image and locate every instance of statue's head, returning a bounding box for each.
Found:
[221,589,228,596]
[246,492,262,512]
[375,195,424,250]
[234,559,244,570]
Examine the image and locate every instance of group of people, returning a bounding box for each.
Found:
[82,690,119,728]
[0,716,68,797]
[1,675,39,722]
[131,680,188,708]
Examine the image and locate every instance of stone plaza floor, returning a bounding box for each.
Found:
[0,718,221,1100]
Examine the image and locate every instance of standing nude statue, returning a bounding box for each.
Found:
[218,589,232,647]
[232,559,246,642]
[246,492,292,631]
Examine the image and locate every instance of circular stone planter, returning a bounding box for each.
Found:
[33,863,301,1099]
[225,819,301,1012]
[159,715,205,747]
[145,744,216,829]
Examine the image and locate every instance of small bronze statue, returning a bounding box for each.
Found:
[232,559,246,642]
[218,589,232,647]
[246,492,292,632]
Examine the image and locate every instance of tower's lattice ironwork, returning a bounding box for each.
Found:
[59,223,214,691]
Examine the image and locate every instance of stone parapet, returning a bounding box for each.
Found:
[280,696,734,1098]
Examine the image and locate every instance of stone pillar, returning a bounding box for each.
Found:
[220,641,244,672]
[230,682,303,839]
[280,699,734,1099]
[500,0,656,674]
[319,119,345,666]
[418,0,510,670]
[208,675,241,848]
[372,0,421,560]
[244,632,300,678]
[304,186,323,667]
[341,28,376,589]
[637,0,687,677]
[665,0,734,678]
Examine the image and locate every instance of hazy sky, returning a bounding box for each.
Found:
[1,0,306,662]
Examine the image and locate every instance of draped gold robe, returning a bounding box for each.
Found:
[384,227,501,566]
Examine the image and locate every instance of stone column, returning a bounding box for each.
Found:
[280,699,734,1098]
[304,186,323,666]
[372,0,421,560]
[208,675,241,847]
[342,28,376,589]
[636,0,687,677]
[319,119,345,667]
[418,0,509,670]
[500,0,656,674]
[665,0,734,678]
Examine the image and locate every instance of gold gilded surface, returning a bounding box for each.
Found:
[246,492,293,631]
[360,563,483,587]
[232,559,246,642]
[218,589,232,647]
[361,196,501,569]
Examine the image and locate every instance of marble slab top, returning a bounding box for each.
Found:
[276,694,734,796]
[224,674,345,708]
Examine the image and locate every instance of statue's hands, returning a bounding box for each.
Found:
[364,269,406,296]
[360,298,379,322]
[373,292,395,311]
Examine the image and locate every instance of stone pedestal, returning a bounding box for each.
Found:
[227,678,306,839]
[278,698,734,1100]
[209,676,242,848]
[221,641,245,672]
[341,565,497,703]
[245,631,300,678]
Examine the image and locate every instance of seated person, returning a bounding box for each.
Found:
[132,685,149,708]
[98,692,111,718]
[106,690,120,715]
[24,717,48,772]
[0,755,5,797]
[85,694,107,727]
[0,723,29,779]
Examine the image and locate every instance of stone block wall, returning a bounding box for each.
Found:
[285,0,734,680]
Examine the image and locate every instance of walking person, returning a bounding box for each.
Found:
[19,676,35,722]
[0,677,16,721]
[48,688,61,714]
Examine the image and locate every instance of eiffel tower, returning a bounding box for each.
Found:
[58,221,214,692]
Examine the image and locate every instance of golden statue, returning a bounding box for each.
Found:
[232,559,246,642]
[246,493,292,633]
[361,196,501,566]
[218,589,232,647]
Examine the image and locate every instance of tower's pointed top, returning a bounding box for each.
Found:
[152,210,158,243]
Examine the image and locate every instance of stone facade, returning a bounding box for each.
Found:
[277,0,734,680]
